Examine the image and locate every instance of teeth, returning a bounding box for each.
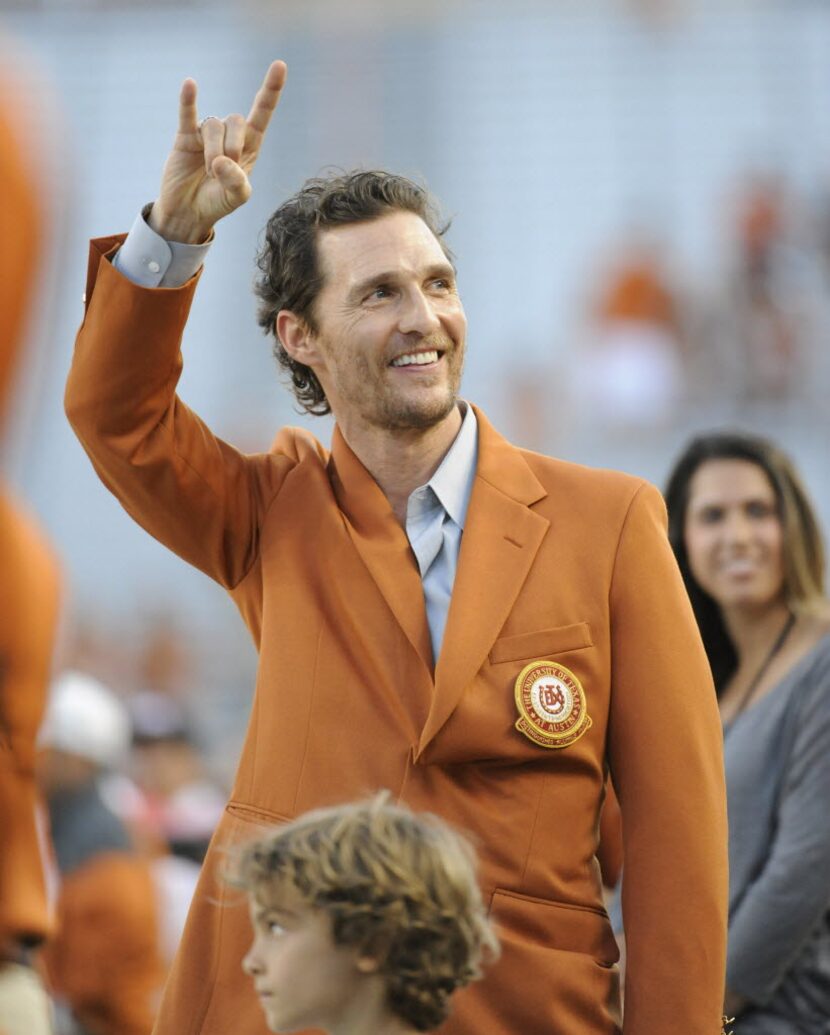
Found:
[391,350,439,367]
[719,559,762,578]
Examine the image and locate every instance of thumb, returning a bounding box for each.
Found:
[212,156,251,205]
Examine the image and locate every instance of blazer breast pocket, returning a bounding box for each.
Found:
[489,622,593,665]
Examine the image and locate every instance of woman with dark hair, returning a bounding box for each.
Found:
[665,430,830,1034]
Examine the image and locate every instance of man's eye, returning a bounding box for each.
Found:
[369,286,391,300]
[267,921,286,937]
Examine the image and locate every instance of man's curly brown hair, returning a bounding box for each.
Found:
[234,792,498,1032]
[254,170,453,416]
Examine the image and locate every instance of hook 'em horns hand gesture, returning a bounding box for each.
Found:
[148,60,287,245]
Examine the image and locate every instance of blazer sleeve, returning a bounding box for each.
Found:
[727,651,830,1004]
[65,239,296,590]
[606,481,728,1035]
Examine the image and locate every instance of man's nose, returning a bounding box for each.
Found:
[398,288,441,336]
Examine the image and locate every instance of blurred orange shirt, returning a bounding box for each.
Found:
[0,71,42,423]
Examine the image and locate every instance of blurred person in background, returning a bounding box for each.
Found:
[0,77,42,420]
[127,690,225,866]
[37,671,165,1035]
[126,690,226,967]
[665,431,830,1034]
[0,43,62,1035]
[719,174,817,404]
[733,175,796,400]
[572,230,687,428]
[65,60,728,1035]
[0,498,61,1035]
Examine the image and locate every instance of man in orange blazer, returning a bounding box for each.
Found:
[65,63,728,1035]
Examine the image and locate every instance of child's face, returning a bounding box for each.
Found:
[242,884,368,1034]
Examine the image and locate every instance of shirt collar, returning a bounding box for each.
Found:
[423,401,478,529]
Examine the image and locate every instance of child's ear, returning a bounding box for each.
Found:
[355,954,382,975]
[355,931,391,974]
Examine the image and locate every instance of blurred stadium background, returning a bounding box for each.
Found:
[2,0,829,780]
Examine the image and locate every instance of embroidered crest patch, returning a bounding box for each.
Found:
[514,660,592,749]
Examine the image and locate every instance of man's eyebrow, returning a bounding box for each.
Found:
[348,262,456,301]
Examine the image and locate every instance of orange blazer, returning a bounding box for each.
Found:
[66,239,728,1035]
[0,492,61,947]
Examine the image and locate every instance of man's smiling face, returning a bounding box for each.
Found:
[301,209,467,434]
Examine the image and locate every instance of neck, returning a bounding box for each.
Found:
[721,600,792,662]
[329,977,418,1035]
[333,1017,416,1035]
[336,405,463,524]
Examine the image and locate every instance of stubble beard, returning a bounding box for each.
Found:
[345,336,465,433]
[375,379,460,431]
[324,331,465,432]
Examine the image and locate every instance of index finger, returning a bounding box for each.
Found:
[178,77,199,135]
[246,60,287,137]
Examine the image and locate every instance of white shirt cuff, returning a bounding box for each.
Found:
[112,205,212,288]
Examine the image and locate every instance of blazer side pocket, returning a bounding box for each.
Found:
[489,889,618,966]
[489,622,593,665]
[225,801,291,826]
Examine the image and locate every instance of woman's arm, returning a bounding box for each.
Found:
[726,651,830,1005]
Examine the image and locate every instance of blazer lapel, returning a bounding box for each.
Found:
[417,408,549,755]
[328,426,434,676]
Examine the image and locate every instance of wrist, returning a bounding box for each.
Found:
[145,202,212,245]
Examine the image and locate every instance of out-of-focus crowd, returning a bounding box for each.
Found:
[504,170,830,453]
[38,671,225,1035]
[0,53,227,1035]
[571,171,830,428]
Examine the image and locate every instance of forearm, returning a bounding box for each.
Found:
[619,774,727,1034]
[65,242,268,587]
[727,838,830,1003]
[610,483,729,1033]
[727,680,830,1005]
[67,239,197,447]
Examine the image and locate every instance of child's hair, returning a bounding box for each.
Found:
[234,791,499,1032]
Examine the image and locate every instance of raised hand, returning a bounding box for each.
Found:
[149,60,287,244]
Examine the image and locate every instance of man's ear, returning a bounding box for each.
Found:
[276,310,324,368]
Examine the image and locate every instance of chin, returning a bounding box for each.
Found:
[383,390,460,431]
[720,590,779,610]
[264,1009,301,1034]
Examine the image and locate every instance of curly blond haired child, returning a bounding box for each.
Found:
[234,792,499,1034]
